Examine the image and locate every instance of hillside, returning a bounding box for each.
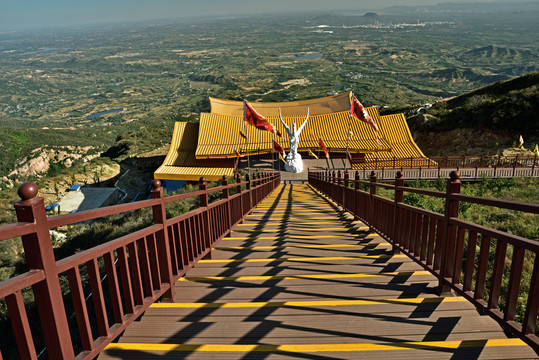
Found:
[406,71,539,155]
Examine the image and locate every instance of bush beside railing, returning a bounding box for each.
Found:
[309,169,539,353]
[0,171,280,360]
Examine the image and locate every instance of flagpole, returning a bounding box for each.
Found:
[243,100,251,173]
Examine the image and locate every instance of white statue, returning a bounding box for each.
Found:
[278,107,309,173]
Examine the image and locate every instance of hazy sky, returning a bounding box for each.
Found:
[0,0,505,31]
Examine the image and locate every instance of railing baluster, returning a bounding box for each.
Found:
[452,227,466,285]
[146,234,162,291]
[474,236,492,306]
[504,246,525,323]
[462,231,478,294]
[103,251,125,324]
[126,242,144,306]
[166,226,178,276]
[66,267,94,352]
[137,238,153,298]
[420,214,429,262]
[6,291,38,360]
[117,246,135,314]
[426,217,436,266]
[488,240,508,311]
[86,258,109,337]
[433,219,444,272]
[522,257,539,335]
[180,220,190,265]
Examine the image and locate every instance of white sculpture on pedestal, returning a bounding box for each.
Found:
[278,108,310,173]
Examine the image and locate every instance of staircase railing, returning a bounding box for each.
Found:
[309,169,539,353]
[0,171,280,359]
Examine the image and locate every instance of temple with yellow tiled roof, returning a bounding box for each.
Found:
[154,92,434,182]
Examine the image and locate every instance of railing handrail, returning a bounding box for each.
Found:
[321,170,539,213]
[362,153,538,167]
[0,171,281,360]
[308,169,538,353]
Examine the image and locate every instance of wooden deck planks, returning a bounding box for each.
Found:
[100,184,538,360]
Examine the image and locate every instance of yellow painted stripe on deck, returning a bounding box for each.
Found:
[179,271,429,282]
[246,217,353,220]
[106,339,526,352]
[150,296,467,309]
[254,207,336,210]
[250,211,340,214]
[199,254,403,263]
[233,227,358,232]
[214,241,389,250]
[227,234,373,240]
[237,222,359,226]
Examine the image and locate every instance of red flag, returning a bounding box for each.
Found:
[244,101,276,134]
[234,150,244,158]
[272,140,285,155]
[319,137,329,159]
[239,131,247,140]
[351,94,379,132]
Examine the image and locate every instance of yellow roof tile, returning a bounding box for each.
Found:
[196,108,391,159]
[210,92,353,117]
[155,122,235,181]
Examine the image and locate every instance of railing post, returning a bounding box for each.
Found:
[343,171,349,210]
[150,180,175,301]
[337,170,342,207]
[393,171,404,254]
[199,177,213,259]
[236,173,244,222]
[370,171,377,195]
[369,171,377,230]
[354,171,360,219]
[246,173,253,211]
[439,171,461,294]
[14,182,75,359]
[222,175,232,237]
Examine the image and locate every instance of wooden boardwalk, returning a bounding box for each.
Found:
[101,184,537,359]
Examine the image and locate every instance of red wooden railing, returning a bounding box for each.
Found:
[309,169,539,353]
[0,171,280,359]
[355,153,538,170]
